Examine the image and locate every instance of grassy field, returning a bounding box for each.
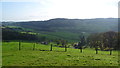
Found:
[2,41,119,66]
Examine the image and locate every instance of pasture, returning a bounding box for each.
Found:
[2,41,119,66]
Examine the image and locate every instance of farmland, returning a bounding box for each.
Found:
[2,41,119,66]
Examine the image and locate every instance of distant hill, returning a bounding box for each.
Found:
[2,18,118,42]
[2,18,118,33]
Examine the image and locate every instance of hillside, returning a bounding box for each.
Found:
[2,18,118,42]
[2,18,118,32]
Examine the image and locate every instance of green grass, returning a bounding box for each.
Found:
[21,31,38,34]
[2,42,119,66]
[37,31,81,42]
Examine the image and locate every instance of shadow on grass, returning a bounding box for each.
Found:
[39,49,50,51]
[34,49,66,52]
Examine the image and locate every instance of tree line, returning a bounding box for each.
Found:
[2,27,46,42]
[74,31,119,50]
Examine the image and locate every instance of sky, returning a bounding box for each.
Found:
[1,0,120,21]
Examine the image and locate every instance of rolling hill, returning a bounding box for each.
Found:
[2,18,118,42]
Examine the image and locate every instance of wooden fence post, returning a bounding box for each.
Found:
[33,43,35,50]
[95,48,98,54]
[80,49,82,53]
[19,41,21,51]
[110,50,112,55]
[50,44,52,51]
[80,47,82,53]
[65,45,67,52]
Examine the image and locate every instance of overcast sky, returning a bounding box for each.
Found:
[1,0,120,21]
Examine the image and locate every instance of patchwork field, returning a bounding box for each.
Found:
[2,42,119,66]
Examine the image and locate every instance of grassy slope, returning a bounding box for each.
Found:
[4,26,90,42]
[4,26,80,42]
[2,42,119,66]
[38,31,81,42]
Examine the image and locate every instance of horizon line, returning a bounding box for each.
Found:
[1,17,118,22]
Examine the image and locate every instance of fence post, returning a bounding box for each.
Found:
[95,48,98,54]
[19,41,21,51]
[65,45,67,52]
[50,44,52,51]
[80,49,82,53]
[33,43,35,50]
[110,49,112,55]
[80,47,82,53]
